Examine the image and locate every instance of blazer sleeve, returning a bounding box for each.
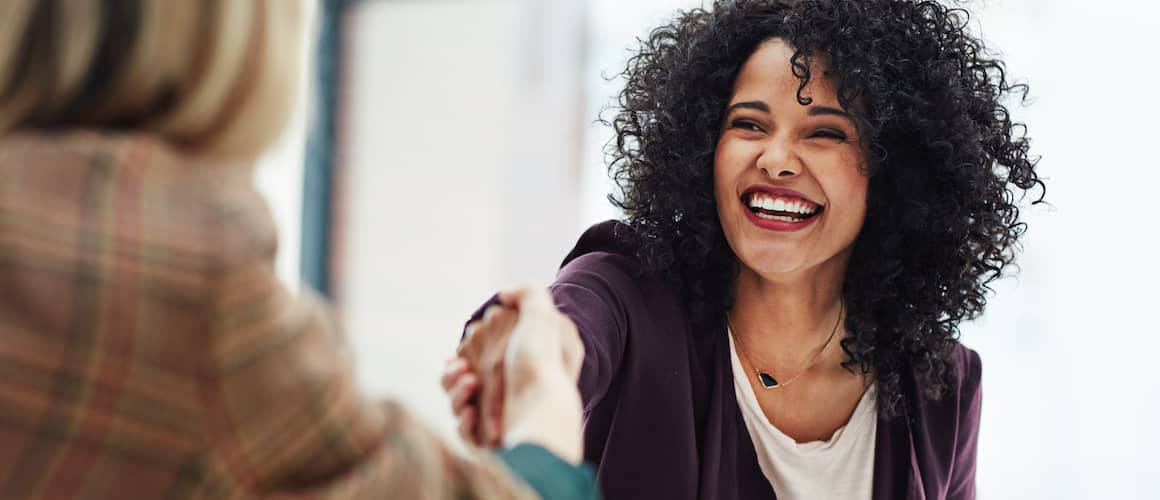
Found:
[197,190,540,499]
[946,347,983,500]
[550,253,633,412]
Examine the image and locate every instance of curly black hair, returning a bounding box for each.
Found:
[605,0,1044,416]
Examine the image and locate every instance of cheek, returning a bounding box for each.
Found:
[824,150,868,203]
[842,171,869,205]
[828,171,870,225]
[712,144,738,200]
[814,154,869,228]
[713,140,753,191]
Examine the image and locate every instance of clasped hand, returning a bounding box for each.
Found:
[441,285,585,464]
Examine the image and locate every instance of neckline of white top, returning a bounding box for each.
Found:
[727,326,877,455]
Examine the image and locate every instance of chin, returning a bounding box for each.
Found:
[737,248,810,279]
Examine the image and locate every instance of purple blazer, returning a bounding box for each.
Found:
[472,221,981,500]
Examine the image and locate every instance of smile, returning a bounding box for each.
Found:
[743,191,823,223]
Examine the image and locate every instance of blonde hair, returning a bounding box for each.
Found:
[0,0,304,158]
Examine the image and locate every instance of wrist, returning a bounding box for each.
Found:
[503,371,584,464]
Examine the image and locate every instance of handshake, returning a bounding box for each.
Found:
[442,285,586,464]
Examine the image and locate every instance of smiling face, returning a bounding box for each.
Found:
[715,38,869,283]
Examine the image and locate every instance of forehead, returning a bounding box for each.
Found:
[731,38,840,105]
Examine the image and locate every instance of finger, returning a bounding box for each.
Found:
[480,382,503,445]
[464,321,480,340]
[487,428,500,448]
[497,283,552,310]
[479,360,506,447]
[485,404,504,448]
[441,357,469,391]
[489,307,519,337]
[449,373,480,414]
[482,304,505,324]
[457,407,479,446]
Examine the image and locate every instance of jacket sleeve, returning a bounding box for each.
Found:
[946,348,982,500]
[550,253,633,412]
[197,190,540,500]
[495,445,600,500]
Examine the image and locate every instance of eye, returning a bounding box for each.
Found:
[730,119,765,133]
[811,129,848,141]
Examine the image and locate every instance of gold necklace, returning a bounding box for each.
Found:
[727,302,844,390]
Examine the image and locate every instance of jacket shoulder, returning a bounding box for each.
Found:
[556,220,659,294]
[951,343,982,396]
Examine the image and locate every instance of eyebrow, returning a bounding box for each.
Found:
[726,101,769,113]
[807,106,851,119]
[725,100,852,120]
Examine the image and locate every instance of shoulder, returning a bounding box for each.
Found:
[0,130,275,276]
[552,222,691,342]
[181,163,278,274]
[555,220,662,302]
[560,220,638,266]
[949,343,982,399]
[916,343,982,410]
[908,343,982,428]
[127,136,277,275]
[135,137,277,277]
[558,221,645,278]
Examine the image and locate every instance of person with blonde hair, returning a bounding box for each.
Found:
[0,1,595,498]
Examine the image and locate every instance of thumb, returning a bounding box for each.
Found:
[560,318,584,381]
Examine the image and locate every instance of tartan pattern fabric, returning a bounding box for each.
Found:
[0,131,536,499]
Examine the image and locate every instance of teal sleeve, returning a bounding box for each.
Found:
[495,444,600,500]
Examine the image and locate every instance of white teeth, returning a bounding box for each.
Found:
[747,194,767,210]
[760,196,775,210]
[755,212,802,222]
[746,193,819,216]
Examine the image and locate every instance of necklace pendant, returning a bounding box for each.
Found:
[757,372,779,389]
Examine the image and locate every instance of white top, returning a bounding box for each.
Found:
[728,331,878,500]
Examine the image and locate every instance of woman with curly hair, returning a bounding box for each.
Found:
[445,0,1043,498]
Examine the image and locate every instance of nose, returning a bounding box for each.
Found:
[755,138,801,179]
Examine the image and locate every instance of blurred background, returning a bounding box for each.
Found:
[257,0,1160,498]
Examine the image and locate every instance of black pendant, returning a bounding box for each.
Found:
[757,372,779,389]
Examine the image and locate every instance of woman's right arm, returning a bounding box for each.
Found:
[447,252,634,442]
[547,252,633,410]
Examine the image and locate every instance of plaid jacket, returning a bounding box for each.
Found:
[0,131,537,499]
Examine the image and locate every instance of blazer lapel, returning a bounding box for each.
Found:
[872,410,917,500]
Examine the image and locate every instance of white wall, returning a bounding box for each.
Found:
[254,121,306,290]
[254,0,316,290]
[581,0,709,226]
[338,0,587,437]
[964,1,1160,497]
